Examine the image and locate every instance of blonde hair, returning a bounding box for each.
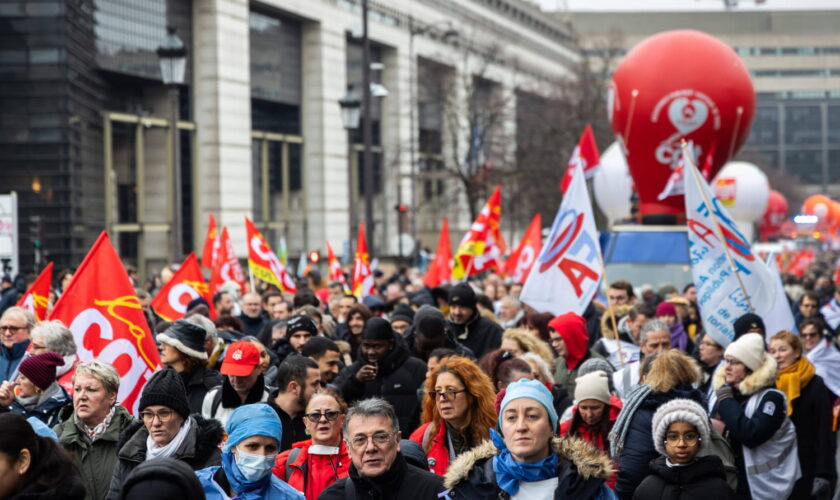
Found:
[502,328,554,366]
[520,352,555,384]
[645,349,701,393]
[600,305,633,340]
[73,361,120,395]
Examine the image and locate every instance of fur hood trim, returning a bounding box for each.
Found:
[713,351,777,396]
[443,435,614,489]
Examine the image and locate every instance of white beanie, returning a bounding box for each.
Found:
[574,371,611,405]
[651,398,711,456]
[724,332,766,371]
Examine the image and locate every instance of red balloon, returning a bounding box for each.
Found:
[758,190,788,240]
[610,30,755,219]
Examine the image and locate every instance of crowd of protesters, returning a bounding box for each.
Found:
[2,256,840,500]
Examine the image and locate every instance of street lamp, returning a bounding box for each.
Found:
[157,26,187,264]
[339,85,361,253]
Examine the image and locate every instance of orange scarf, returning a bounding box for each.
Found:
[776,356,815,416]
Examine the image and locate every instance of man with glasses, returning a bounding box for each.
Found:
[795,291,826,333]
[319,397,444,500]
[0,306,35,383]
[269,355,322,451]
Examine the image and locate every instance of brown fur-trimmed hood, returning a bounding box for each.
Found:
[713,351,777,396]
[443,435,614,489]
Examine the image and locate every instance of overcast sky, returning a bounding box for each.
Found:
[536,0,840,11]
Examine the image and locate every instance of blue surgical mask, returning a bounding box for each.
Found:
[235,451,277,482]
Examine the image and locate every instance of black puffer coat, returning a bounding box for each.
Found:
[633,455,735,500]
[447,310,503,360]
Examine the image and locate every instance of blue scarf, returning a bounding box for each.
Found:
[221,451,271,499]
[490,429,558,496]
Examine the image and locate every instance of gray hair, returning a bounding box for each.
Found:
[342,397,400,440]
[519,352,555,384]
[73,360,120,395]
[30,320,76,356]
[1,306,36,330]
[500,296,521,309]
[184,314,217,341]
[640,319,670,344]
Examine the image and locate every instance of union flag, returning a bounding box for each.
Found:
[352,223,376,298]
[208,226,246,295]
[504,213,542,283]
[151,253,216,321]
[244,217,297,294]
[423,217,452,288]
[326,241,348,288]
[200,213,218,269]
[17,262,52,321]
[559,124,601,193]
[49,231,161,414]
[452,186,503,280]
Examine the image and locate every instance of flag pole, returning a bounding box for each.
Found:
[596,250,626,369]
[682,140,755,313]
[248,268,255,294]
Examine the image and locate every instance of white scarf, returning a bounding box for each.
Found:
[820,299,840,330]
[145,416,192,461]
[806,339,840,397]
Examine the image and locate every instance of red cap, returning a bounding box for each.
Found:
[221,341,260,376]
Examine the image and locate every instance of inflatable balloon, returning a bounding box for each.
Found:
[593,142,633,225]
[758,190,788,241]
[609,30,755,220]
[712,162,769,242]
[801,194,834,227]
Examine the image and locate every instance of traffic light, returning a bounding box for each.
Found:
[308,250,320,263]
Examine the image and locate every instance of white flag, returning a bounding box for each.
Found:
[764,256,796,338]
[684,155,778,347]
[521,166,602,316]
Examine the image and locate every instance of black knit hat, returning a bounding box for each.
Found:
[156,319,208,360]
[733,313,765,340]
[362,317,395,341]
[448,283,477,310]
[120,457,204,500]
[390,304,415,325]
[287,314,318,336]
[139,369,191,419]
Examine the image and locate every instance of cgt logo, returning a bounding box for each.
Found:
[538,209,599,297]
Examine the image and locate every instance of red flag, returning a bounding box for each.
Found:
[352,223,376,298]
[200,213,218,269]
[48,231,161,414]
[151,253,216,321]
[503,214,542,283]
[701,139,717,180]
[327,241,348,288]
[17,262,52,321]
[244,217,297,294]
[560,124,601,193]
[208,227,246,295]
[452,186,504,279]
[424,217,452,288]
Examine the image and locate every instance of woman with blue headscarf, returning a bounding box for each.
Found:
[195,404,304,499]
[442,378,616,499]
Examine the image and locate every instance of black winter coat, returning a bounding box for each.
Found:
[632,455,735,500]
[106,414,223,500]
[788,374,836,500]
[447,311,503,360]
[615,386,706,500]
[403,325,476,361]
[319,453,444,500]
[238,312,268,338]
[179,365,223,415]
[335,337,427,434]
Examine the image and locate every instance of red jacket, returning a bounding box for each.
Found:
[273,439,350,500]
[559,394,622,453]
[409,421,451,476]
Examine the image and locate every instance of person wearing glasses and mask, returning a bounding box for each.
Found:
[409,356,496,475]
[319,397,445,500]
[107,369,223,499]
[272,388,349,499]
[196,403,304,499]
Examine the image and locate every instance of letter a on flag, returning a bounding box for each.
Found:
[200,213,218,269]
[245,217,297,294]
[49,231,161,414]
[424,217,452,288]
[353,223,376,298]
[327,241,348,288]
[209,226,246,295]
[151,253,216,321]
[17,262,52,321]
[522,167,602,315]
[504,214,542,283]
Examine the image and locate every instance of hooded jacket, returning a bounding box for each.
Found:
[106,414,223,500]
[633,455,735,500]
[334,335,427,433]
[446,308,503,360]
[560,394,623,454]
[273,439,350,499]
[404,305,475,360]
[54,405,136,500]
[550,313,605,396]
[442,435,615,499]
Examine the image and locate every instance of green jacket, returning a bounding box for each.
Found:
[553,349,606,397]
[54,405,137,500]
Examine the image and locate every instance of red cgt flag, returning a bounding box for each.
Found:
[244,217,297,294]
[352,223,376,298]
[423,217,452,288]
[17,262,53,321]
[151,253,216,321]
[200,213,218,269]
[504,213,543,283]
[209,226,246,295]
[326,241,348,288]
[560,124,601,193]
[49,231,161,414]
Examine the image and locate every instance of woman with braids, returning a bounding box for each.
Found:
[409,356,497,475]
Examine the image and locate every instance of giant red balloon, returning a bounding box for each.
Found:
[610,30,755,219]
[758,190,788,241]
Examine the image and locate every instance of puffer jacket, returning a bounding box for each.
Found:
[335,335,427,433]
[106,414,224,499]
[54,405,136,500]
[633,455,735,500]
[273,439,350,499]
[442,435,616,499]
[560,394,623,454]
[10,381,71,428]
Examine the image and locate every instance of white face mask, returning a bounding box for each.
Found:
[235,451,277,482]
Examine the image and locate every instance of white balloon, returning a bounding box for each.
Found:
[593,142,633,225]
[712,162,770,223]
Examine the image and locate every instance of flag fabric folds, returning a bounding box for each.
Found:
[209,226,246,295]
[352,223,376,298]
[245,217,297,294]
[200,213,218,269]
[559,124,601,193]
[49,231,161,414]
[452,186,503,280]
[423,217,452,288]
[151,253,216,321]
[327,241,347,288]
[504,214,542,283]
[17,262,52,321]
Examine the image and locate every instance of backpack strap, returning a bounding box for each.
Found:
[285,447,303,482]
[211,388,223,417]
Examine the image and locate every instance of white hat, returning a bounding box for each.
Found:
[651,398,710,455]
[574,371,611,405]
[724,332,766,371]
